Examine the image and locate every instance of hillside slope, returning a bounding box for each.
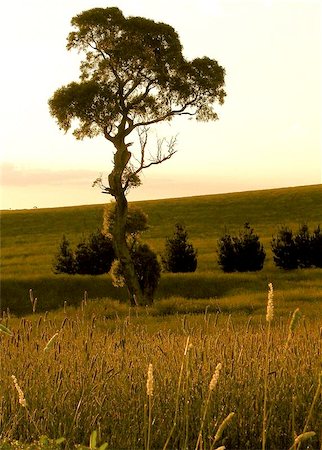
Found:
[1,184,322,314]
[1,184,321,277]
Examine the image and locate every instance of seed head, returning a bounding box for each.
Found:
[289,308,301,333]
[214,412,235,443]
[11,375,27,407]
[209,363,222,391]
[44,332,59,352]
[146,363,154,397]
[294,431,316,445]
[266,283,274,322]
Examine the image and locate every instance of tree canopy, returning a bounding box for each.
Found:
[49,7,226,143]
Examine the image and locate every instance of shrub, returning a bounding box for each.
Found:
[103,205,149,242]
[131,242,161,304]
[272,224,322,269]
[111,242,161,305]
[271,227,298,270]
[294,224,311,268]
[53,231,115,275]
[162,223,198,273]
[53,235,76,274]
[74,231,115,275]
[217,223,266,272]
[311,225,322,268]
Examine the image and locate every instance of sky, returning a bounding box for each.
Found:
[0,0,321,210]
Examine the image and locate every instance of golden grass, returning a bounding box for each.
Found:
[0,296,320,449]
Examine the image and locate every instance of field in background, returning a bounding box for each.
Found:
[1,184,322,315]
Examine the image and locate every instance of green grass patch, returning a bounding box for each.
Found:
[1,184,322,315]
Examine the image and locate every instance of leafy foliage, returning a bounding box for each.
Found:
[217,223,266,272]
[48,7,226,139]
[53,235,76,274]
[74,231,115,275]
[131,243,161,304]
[53,231,115,275]
[104,205,149,242]
[109,206,160,304]
[271,227,298,270]
[311,225,322,268]
[111,242,161,305]
[271,224,322,269]
[162,223,197,273]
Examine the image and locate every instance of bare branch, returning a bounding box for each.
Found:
[121,129,177,193]
[140,135,177,171]
[136,132,177,174]
[92,174,113,195]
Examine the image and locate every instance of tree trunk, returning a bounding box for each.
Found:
[109,139,144,306]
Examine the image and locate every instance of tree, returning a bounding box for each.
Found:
[162,223,198,273]
[294,224,311,268]
[311,225,322,268]
[53,235,76,274]
[53,231,115,275]
[217,223,266,272]
[271,226,298,270]
[48,7,226,305]
[271,224,322,269]
[74,230,115,275]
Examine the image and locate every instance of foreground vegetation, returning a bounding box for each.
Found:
[0,292,321,449]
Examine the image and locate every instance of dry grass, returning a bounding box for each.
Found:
[0,297,321,449]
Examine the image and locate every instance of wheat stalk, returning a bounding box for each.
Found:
[146,363,154,450]
[262,282,274,450]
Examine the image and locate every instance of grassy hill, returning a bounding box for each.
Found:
[1,184,322,314]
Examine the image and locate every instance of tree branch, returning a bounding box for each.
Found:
[122,130,177,192]
[128,99,197,132]
[92,174,113,195]
[103,125,115,142]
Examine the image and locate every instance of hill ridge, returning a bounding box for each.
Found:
[1,183,321,213]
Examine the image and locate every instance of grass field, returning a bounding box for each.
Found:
[0,184,321,449]
[0,296,321,449]
[1,184,322,315]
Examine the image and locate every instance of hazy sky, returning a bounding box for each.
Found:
[1,0,321,210]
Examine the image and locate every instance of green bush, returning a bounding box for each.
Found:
[217,223,266,272]
[53,231,115,275]
[111,242,161,305]
[162,223,197,273]
[272,224,322,269]
[131,242,161,304]
[103,205,148,241]
[311,225,322,268]
[74,231,115,275]
[52,235,76,274]
[294,224,312,268]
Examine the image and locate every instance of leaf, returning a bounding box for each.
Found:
[0,324,13,336]
[90,430,97,448]
[44,332,59,352]
[99,444,108,450]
